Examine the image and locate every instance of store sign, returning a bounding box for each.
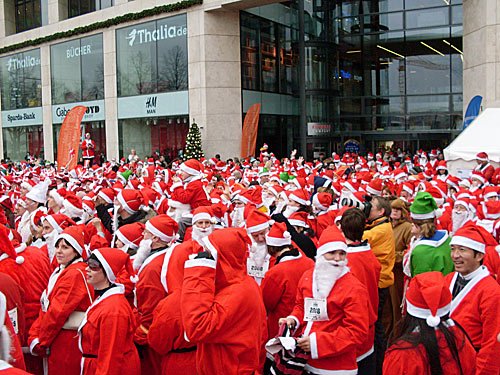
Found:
[6,54,41,72]
[307,123,331,136]
[66,44,93,59]
[118,91,188,119]
[1,107,43,127]
[125,24,187,46]
[52,100,105,124]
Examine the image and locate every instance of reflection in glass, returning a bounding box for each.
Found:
[3,126,43,161]
[0,49,42,110]
[15,0,42,33]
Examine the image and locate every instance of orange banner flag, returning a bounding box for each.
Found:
[57,106,87,171]
[241,103,261,158]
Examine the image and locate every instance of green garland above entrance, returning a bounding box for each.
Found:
[0,0,203,55]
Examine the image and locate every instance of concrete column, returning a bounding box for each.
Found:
[103,29,119,160]
[463,0,500,109]
[40,45,54,161]
[0,0,16,37]
[187,8,242,160]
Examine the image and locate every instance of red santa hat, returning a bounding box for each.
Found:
[316,225,347,256]
[288,211,310,229]
[20,179,36,191]
[476,152,489,162]
[56,226,86,258]
[393,169,406,181]
[180,159,203,176]
[145,214,178,243]
[97,188,116,204]
[92,247,134,283]
[366,179,383,196]
[192,206,215,224]
[267,185,284,198]
[62,193,84,218]
[265,222,291,247]
[312,192,332,211]
[49,187,67,207]
[435,160,447,171]
[470,171,486,185]
[117,189,144,214]
[405,271,452,327]
[245,209,272,234]
[479,200,500,220]
[43,214,76,234]
[482,186,499,200]
[429,149,438,157]
[114,222,145,251]
[450,223,486,253]
[0,225,24,264]
[288,189,310,206]
[30,209,47,231]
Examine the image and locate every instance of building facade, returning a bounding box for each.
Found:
[0,0,464,162]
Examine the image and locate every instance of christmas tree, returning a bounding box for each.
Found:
[183,120,204,160]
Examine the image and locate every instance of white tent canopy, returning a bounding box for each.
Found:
[444,108,500,176]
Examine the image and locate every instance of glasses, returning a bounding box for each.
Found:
[86,259,102,271]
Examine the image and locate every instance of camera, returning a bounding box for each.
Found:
[340,195,372,218]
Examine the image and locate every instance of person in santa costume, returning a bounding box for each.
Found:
[340,208,381,374]
[28,226,94,375]
[384,272,476,375]
[407,191,453,277]
[281,225,370,375]
[41,214,76,268]
[170,159,211,210]
[18,180,49,244]
[261,222,314,342]
[181,228,267,374]
[245,209,273,285]
[81,133,96,168]
[0,292,30,375]
[446,223,500,374]
[133,214,179,375]
[474,152,495,183]
[78,248,139,375]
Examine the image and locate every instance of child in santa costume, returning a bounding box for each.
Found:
[78,248,139,375]
[281,226,370,375]
[407,191,453,277]
[447,223,500,374]
[384,272,476,375]
[28,226,94,375]
[181,228,267,374]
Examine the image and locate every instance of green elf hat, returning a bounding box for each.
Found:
[119,169,133,183]
[410,191,438,220]
[259,168,270,177]
[279,172,290,183]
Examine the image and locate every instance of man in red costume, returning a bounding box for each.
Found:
[81,133,95,168]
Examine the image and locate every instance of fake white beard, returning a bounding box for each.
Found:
[133,239,153,271]
[230,207,245,227]
[0,326,11,362]
[262,196,275,210]
[167,208,189,223]
[314,255,348,299]
[452,210,470,234]
[249,241,268,267]
[43,230,58,262]
[192,225,213,244]
[283,205,299,218]
[275,200,287,214]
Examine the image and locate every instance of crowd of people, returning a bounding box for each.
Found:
[0,144,499,375]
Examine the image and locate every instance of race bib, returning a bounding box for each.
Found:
[247,258,270,279]
[304,297,328,322]
[8,308,18,334]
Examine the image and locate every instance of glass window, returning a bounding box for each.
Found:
[0,49,42,110]
[406,52,450,95]
[451,5,462,25]
[407,95,450,113]
[261,22,277,92]
[3,125,43,161]
[406,8,449,29]
[279,26,298,94]
[405,0,451,10]
[116,14,188,97]
[15,0,42,33]
[241,15,260,90]
[51,34,104,104]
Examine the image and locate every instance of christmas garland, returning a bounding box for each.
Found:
[0,0,203,55]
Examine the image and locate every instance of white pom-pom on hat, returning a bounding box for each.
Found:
[15,255,24,264]
[426,315,441,327]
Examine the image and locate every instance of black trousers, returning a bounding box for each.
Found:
[375,287,389,375]
[358,352,376,375]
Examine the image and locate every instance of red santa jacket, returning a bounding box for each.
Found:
[170,178,211,209]
[148,291,197,375]
[28,261,94,375]
[181,228,267,375]
[311,211,335,239]
[81,139,95,159]
[476,163,495,183]
[0,274,25,352]
[78,285,140,375]
[347,241,381,360]
[289,270,370,374]
[15,245,51,335]
[446,267,500,375]
[260,249,314,340]
[0,361,30,374]
[383,323,476,375]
